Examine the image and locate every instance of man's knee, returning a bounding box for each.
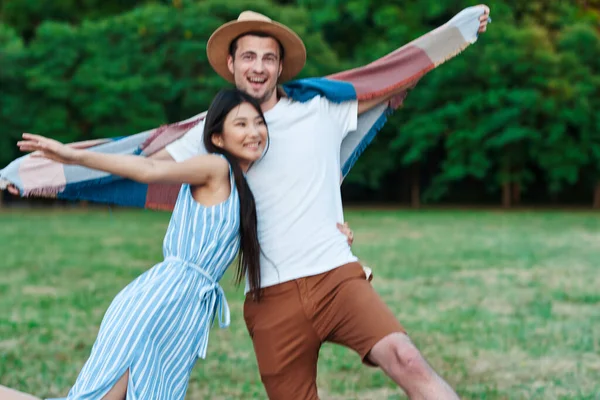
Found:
[394,340,429,376]
[369,333,430,376]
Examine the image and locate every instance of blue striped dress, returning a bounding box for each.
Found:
[52,163,240,400]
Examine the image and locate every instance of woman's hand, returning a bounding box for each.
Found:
[337,222,354,246]
[18,133,82,165]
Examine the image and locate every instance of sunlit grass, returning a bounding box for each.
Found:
[1,209,599,399]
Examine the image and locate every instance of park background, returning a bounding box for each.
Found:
[0,0,599,399]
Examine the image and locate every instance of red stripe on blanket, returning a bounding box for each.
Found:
[19,157,66,197]
[327,45,434,102]
[141,115,205,156]
[145,183,181,211]
[67,138,113,149]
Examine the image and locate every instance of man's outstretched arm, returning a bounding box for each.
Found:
[357,5,490,115]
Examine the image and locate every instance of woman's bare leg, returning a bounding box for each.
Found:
[0,369,128,400]
[0,385,41,400]
[101,370,129,400]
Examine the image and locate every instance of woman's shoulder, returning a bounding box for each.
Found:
[187,153,230,182]
[207,152,230,176]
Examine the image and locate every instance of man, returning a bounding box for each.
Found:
[5,8,490,399]
[149,8,490,400]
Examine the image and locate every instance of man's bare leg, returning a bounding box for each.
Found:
[368,333,460,400]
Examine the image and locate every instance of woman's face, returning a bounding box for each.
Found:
[213,102,268,169]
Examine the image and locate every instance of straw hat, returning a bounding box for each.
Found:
[207,11,306,83]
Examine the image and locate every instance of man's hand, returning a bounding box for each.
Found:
[337,222,354,246]
[478,5,490,33]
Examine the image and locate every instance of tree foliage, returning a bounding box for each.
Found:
[0,0,598,205]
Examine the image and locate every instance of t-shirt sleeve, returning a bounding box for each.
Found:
[318,97,358,139]
[165,122,207,162]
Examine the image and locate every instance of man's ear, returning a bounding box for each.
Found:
[227,55,235,75]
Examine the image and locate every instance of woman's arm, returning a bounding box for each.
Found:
[18,133,227,186]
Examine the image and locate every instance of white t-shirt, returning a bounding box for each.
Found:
[166,96,359,289]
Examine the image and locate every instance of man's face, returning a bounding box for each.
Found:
[227,35,283,106]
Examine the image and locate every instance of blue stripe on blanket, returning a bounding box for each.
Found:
[58,177,148,208]
[283,78,356,103]
[342,107,392,177]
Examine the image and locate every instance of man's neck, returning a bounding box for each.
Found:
[260,87,285,113]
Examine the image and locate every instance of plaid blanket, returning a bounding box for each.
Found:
[0,6,488,210]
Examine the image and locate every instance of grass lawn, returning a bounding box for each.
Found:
[0,208,599,399]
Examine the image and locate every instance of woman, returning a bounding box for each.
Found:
[9,88,268,400]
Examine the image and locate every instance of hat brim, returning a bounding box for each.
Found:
[207,20,306,83]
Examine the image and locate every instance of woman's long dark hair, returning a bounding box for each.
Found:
[203,88,267,299]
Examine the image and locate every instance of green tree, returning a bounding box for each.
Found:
[0,0,167,41]
[301,0,600,206]
[553,23,600,207]
[2,0,599,206]
[0,0,340,167]
[0,24,27,164]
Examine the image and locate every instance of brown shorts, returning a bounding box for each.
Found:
[243,262,405,400]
